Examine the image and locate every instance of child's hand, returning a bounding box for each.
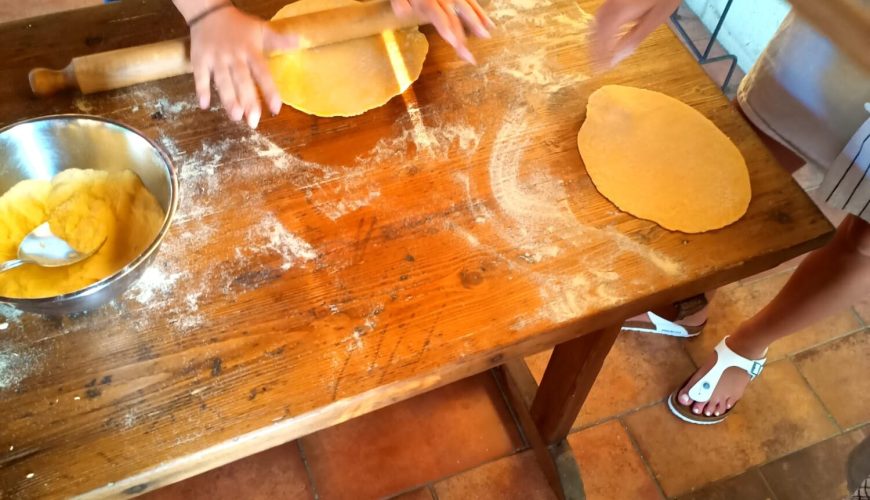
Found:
[391,0,493,64]
[592,0,680,70]
[189,6,296,128]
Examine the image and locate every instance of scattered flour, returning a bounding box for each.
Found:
[553,11,594,29]
[483,0,594,94]
[453,171,494,224]
[242,212,318,271]
[173,315,205,331]
[123,411,138,429]
[498,49,590,93]
[73,97,95,113]
[156,97,195,115]
[0,349,38,390]
[127,267,187,306]
[488,107,575,231]
[245,134,293,171]
[0,304,23,327]
[342,306,382,353]
[488,0,553,21]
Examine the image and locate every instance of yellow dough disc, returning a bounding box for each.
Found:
[268,0,429,117]
[578,85,751,233]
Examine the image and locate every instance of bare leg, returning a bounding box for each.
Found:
[678,214,870,417]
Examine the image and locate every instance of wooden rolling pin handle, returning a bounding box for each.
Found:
[30,39,192,97]
[29,64,76,97]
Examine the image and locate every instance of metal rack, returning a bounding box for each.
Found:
[670,0,739,91]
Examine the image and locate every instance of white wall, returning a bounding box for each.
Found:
[685,0,791,71]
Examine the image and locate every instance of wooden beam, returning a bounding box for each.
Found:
[498,361,585,500]
[530,325,621,444]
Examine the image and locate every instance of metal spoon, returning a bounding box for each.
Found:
[0,222,104,273]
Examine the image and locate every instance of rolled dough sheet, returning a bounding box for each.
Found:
[578,85,751,233]
[268,0,429,117]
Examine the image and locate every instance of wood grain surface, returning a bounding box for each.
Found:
[0,0,832,497]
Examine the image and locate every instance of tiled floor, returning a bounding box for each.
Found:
[9,2,870,500]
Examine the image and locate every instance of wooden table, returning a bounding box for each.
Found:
[0,0,833,498]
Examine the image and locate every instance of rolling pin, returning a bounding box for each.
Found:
[29,0,428,97]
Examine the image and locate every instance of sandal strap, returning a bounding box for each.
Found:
[645,311,693,337]
[687,336,767,403]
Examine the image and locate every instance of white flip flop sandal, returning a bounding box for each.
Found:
[622,294,708,338]
[667,336,767,425]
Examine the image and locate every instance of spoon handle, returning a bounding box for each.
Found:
[0,259,26,273]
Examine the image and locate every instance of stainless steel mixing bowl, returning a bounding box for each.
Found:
[0,115,177,315]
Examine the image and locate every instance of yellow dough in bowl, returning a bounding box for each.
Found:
[578,85,751,233]
[268,0,429,117]
[0,169,165,299]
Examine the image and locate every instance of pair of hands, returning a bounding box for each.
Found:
[184,0,492,128]
[185,0,678,127]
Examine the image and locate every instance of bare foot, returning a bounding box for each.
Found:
[677,336,767,417]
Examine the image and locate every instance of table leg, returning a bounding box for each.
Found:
[531,323,622,444]
[496,323,621,500]
[497,361,584,500]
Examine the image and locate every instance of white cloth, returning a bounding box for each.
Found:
[737,12,870,222]
[818,106,870,220]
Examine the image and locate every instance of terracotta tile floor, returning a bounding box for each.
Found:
[298,373,523,500]
[433,451,555,499]
[13,2,870,499]
[142,443,313,500]
[567,420,661,500]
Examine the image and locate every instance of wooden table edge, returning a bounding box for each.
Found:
[69,222,832,498]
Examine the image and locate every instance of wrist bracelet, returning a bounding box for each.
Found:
[188,1,234,27]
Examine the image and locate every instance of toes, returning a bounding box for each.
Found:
[692,401,705,415]
[703,399,719,417]
[678,390,692,406]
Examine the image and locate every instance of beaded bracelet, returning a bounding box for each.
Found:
[188,1,234,27]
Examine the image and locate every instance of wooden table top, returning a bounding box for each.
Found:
[0,0,833,497]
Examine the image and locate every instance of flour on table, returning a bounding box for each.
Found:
[156,97,195,116]
[453,172,494,224]
[127,266,187,306]
[361,119,482,165]
[553,11,594,29]
[498,49,590,93]
[341,305,382,353]
[0,304,23,327]
[73,97,95,113]
[241,212,318,271]
[489,107,574,230]
[0,349,39,390]
[489,0,553,21]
